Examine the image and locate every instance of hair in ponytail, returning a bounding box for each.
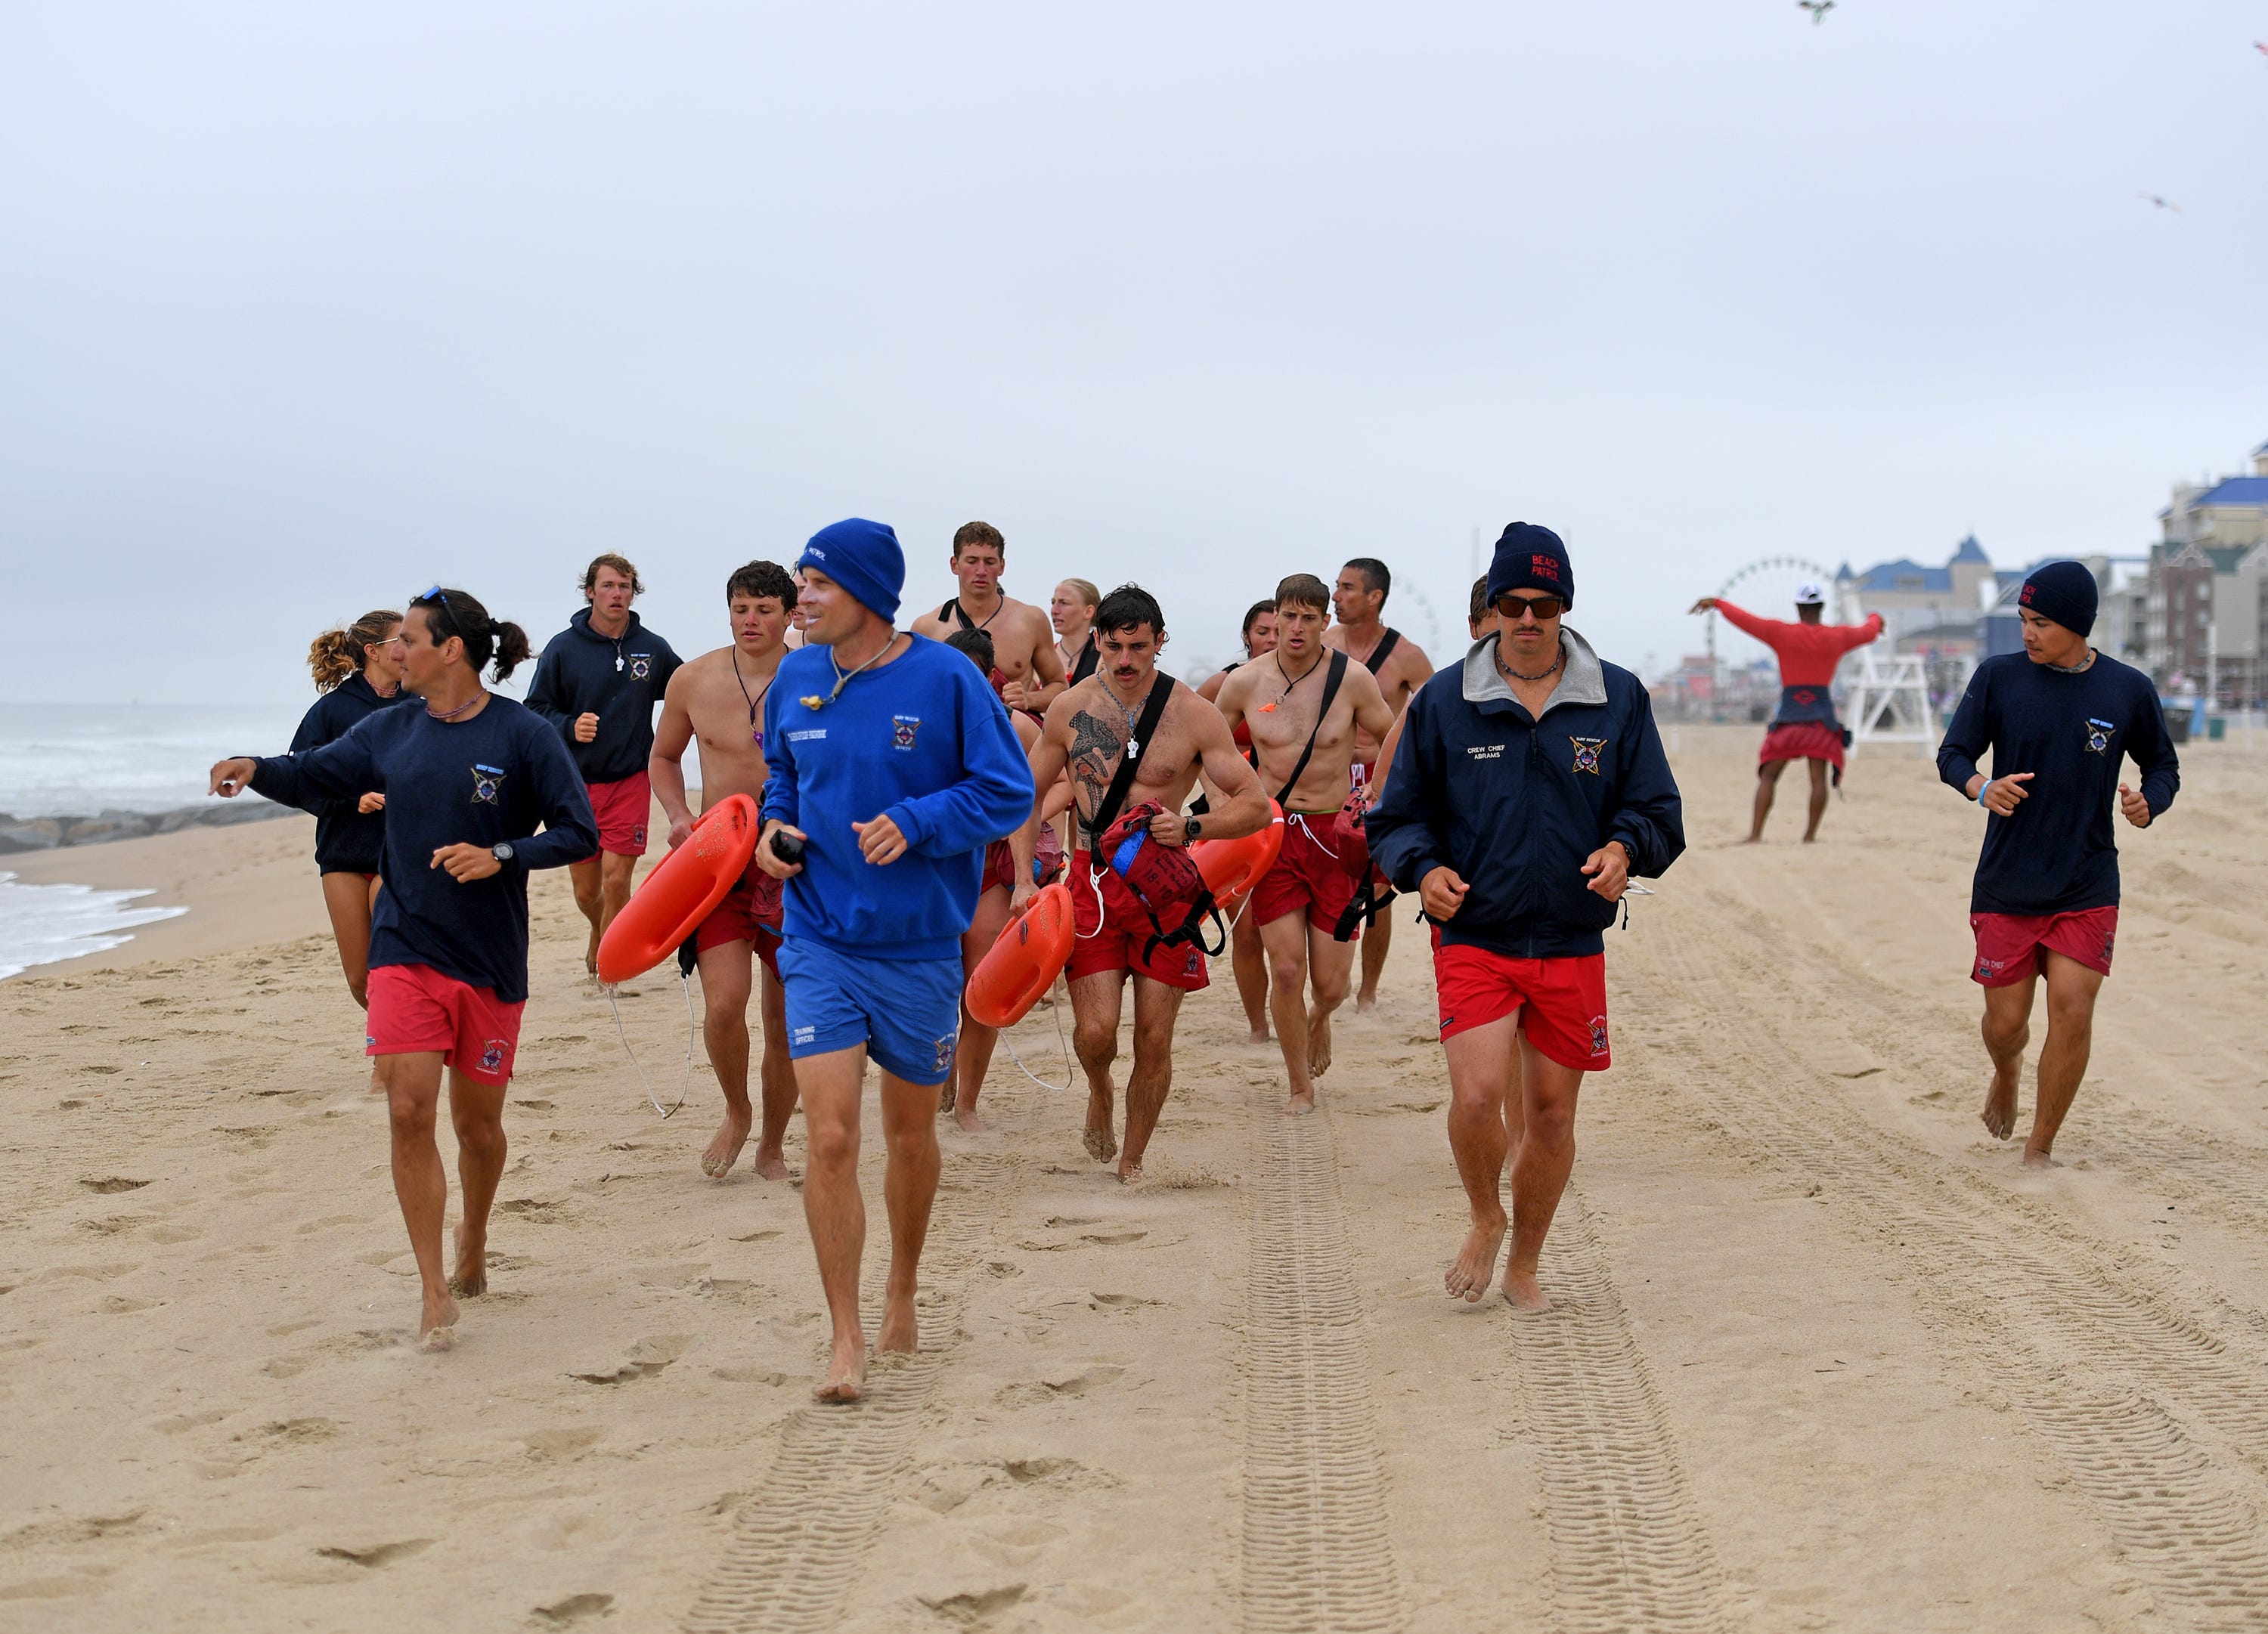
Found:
[409,587,530,682]
[307,610,401,692]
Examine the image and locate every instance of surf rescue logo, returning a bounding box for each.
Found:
[479,1038,509,1075]
[1569,736,1608,775]
[892,714,922,751]
[933,1035,956,1075]
[470,763,507,805]
[2084,717,2116,755]
[1974,953,2003,981]
[1588,1015,1610,1057]
[629,654,653,681]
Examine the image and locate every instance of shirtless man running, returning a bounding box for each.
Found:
[910,521,1068,716]
[650,560,801,1181]
[1324,557,1433,1010]
[1217,574,1395,1113]
[1012,584,1269,1181]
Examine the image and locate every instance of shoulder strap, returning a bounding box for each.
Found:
[1362,628,1401,676]
[1070,636,1099,682]
[942,598,976,633]
[1275,651,1349,806]
[1086,676,1176,843]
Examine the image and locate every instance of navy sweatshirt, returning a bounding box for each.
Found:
[762,635,1034,961]
[525,608,683,785]
[285,673,420,874]
[248,698,597,1002]
[1936,651,2178,915]
[1368,630,1685,959]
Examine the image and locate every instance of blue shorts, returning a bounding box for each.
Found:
[776,938,962,1087]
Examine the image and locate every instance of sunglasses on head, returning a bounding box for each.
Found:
[1494,593,1566,621]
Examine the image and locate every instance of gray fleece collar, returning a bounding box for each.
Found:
[1462,626,1608,717]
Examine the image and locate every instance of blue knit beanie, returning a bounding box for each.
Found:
[797,518,904,625]
[2018,560,2097,638]
[1486,522,1574,611]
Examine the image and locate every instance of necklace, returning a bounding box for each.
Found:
[731,648,773,747]
[426,690,485,722]
[2048,649,2096,673]
[1496,638,1565,685]
[1261,650,1324,713]
[801,632,900,709]
[1106,675,1161,760]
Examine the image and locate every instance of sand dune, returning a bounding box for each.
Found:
[4,726,2265,1631]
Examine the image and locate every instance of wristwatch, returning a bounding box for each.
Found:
[491,841,516,864]
[1184,815,1203,841]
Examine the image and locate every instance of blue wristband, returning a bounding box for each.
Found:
[1977,781,1991,807]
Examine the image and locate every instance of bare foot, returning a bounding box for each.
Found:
[951,1105,987,1133]
[1979,1069,2018,1140]
[1247,1026,1272,1044]
[750,1145,792,1181]
[701,1108,753,1178]
[418,1290,461,1350]
[1083,1123,1119,1164]
[2021,1145,2062,1171]
[1308,1010,1334,1079]
[813,1339,866,1403]
[877,1292,918,1355]
[1801,833,1819,845]
[938,1080,956,1114]
[1117,1158,1146,1187]
[1355,992,1378,1014]
[1738,835,1762,846]
[449,1222,487,1298]
[1500,1267,1551,1311]
[1445,1213,1507,1302]
[1281,1091,1315,1116]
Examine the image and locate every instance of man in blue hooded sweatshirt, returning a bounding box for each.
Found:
[1368,523,1684,1314]
[753,518,1033,1403]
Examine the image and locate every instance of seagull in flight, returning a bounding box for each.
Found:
[1799,0,1835,21]
[2138,193,2181,213]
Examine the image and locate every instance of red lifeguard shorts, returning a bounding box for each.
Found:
[1433,944,1611,1072]
[365,964,525,1085]
[1250,814,1362,939]
[1969,907,2117,986]
[1758,722,1845,773]
[1066,852,1209,992]
[581,772,652,859]
[693,870,783,977]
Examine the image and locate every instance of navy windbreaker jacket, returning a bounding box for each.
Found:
[1368,629,1685,959]
[525,608,683,785]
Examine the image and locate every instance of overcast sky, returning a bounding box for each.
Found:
[5,2,2263,704]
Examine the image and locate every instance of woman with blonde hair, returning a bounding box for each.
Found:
[1052,577,1102,683]
[292,610,416,1010]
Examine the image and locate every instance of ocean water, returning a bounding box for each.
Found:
[0,871,187,979]
[0,701,305,817]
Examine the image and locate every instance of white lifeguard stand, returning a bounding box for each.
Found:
[1843,652,1936,759]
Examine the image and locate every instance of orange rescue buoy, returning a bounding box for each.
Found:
[965,880,1074,1029]
[596,794,761,983]
[1191,800,1285,911]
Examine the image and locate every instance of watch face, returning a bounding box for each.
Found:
[493,842,514,861]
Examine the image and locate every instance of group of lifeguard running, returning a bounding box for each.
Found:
[215,522,2174,1392]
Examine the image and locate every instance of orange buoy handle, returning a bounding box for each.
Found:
[595,793,762,984]
[965,880,1074,1029]
[1191,800,1285,909]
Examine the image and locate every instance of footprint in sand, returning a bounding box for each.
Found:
[317,1538,433,1568]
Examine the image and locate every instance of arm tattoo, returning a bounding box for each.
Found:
[1067,709,1123,823]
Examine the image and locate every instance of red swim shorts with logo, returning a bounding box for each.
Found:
[1432,944,1610,1072]
[1969,906,2117,986]
[1065,852,1210,992]
[365,963,526,1085]
[1249,813,1362,939]
[581,772,652,859]
[693,863,783,976]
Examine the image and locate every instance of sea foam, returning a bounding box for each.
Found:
[0,871,187,979]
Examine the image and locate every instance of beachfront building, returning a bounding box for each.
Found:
[1834,535,1998,642]
[2146,440,2268,704]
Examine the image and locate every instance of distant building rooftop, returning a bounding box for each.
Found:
[1840,558,1954,593]
[2191,477,2268,508]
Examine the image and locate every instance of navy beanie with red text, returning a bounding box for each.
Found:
[1486,522,1574,611]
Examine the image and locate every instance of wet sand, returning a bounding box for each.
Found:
[5,729,2266,1630]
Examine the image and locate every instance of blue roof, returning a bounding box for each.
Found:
[2191,477,2268,508]
[1951,534,1990,562]
[1845,558,1953,593]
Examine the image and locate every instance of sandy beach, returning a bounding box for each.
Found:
[5,725,2266,1632]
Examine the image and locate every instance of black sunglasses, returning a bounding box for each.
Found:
[1494,593,1566,621]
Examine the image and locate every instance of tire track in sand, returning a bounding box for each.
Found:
[1633,890,2268,1628]
[1239,1098,1402,1633]
[682,1148,1012,1634]
[1513,1190,1732,1634]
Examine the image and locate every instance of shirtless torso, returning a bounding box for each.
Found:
[1324,617,1434,766]
[1216,645,1393,815]
[655,644,779,835]
[909,532,1067,713]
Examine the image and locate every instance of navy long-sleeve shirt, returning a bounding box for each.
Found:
[1368,629,1686,959]
[762,634,1034,961]
[247,698,596,1002]
[524,608,683,785]
[1936,651,2178,915]
[284,673,419,874]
